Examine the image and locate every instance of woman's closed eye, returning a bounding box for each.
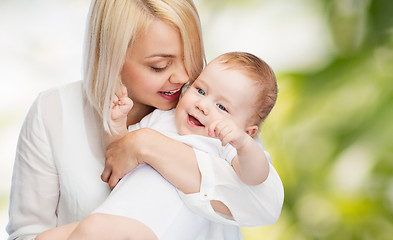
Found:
[150,60,172,72]
[151,65,168,72]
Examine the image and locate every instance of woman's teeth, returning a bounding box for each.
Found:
[162,89,180,95]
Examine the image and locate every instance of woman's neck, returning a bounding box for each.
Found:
[126,103,155,127]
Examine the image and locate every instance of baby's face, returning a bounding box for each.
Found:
[175,61,257,137]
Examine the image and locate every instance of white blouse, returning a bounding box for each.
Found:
[6,81,284,240]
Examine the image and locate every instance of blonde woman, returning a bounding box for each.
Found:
[7,0,284,239]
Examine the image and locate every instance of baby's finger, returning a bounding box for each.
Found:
[214,119,228,132]
[216,124,232,141]
[121,96,134,108]
[119,97,134,114]
[208,120,221,137]
[221,131,235,146]
[212,119,230,135]
[112,95,120,108]
[120,84,128,97]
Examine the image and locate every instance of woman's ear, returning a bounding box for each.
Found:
[245,125,259,137]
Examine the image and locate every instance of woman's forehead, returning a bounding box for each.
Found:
[131,19,182,58]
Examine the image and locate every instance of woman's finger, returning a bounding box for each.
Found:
[101,165,112,183]
[108,175,121,190]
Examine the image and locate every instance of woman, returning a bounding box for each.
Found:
[7,0,284,239]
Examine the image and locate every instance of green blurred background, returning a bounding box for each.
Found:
[234,0,393,239]
[1,0,392,239]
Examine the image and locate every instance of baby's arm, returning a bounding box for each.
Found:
[105,85,133,146]
[209,119,269,185]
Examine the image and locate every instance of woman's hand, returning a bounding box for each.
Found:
[102,130,145,190]
[102,128,201,192]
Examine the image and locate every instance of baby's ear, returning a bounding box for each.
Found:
[245,125,259,137]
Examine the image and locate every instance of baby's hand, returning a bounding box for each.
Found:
[111,85,133,122]
[208,119,248,148]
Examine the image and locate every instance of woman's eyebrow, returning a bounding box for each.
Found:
[146,54,176,59]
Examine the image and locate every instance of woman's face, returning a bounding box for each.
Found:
[121,19,189,112]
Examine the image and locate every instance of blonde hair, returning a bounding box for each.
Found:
[83,0,205,132]
[215,52,278,125]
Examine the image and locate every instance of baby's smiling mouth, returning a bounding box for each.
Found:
[188,114,204,127]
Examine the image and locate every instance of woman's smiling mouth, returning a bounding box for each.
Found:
[161,88,181,95]
[159,88,182,100]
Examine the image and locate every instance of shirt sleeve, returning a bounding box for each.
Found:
[7,94,59,240]
[220,144,237,165]
[177,144,284,227]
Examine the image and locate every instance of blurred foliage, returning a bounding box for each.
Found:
[235,0,393,239]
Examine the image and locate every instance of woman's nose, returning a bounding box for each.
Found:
[169,63,189,85]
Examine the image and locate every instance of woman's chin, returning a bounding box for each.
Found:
[158,104,177,111]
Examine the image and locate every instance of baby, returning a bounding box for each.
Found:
[38,51,278,240]
[110,51,277,185]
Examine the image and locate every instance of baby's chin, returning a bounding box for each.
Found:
[177,128,191,136]
[178,128,209,138]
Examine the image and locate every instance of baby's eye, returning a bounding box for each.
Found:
[217,104,227,112]
[197,88,205,95]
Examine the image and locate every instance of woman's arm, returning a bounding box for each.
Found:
[102,128,201,194]
[7,95,60,239]
[103,128,284,226]
[102,128,234,217]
